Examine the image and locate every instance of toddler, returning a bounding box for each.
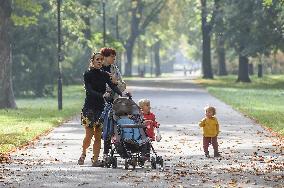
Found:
[199,106,221,158]
[138,99,160,141]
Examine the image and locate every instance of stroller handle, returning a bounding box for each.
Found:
[123,92,132,99]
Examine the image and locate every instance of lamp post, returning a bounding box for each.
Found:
[57,0,63,110]
[102,0,106,46]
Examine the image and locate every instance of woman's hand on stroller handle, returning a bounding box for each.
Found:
[122,92,132,98]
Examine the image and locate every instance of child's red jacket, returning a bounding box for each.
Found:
[143,112,159,141]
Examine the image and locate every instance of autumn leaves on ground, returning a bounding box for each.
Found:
[0,78,283,188]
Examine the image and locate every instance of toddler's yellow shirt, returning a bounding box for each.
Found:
[199,117,219,137]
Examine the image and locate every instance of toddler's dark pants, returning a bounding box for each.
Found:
[203,136,218,154]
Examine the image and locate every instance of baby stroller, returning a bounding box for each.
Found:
[101,95,163,169]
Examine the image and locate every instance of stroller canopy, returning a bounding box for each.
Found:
[113,98,140,116]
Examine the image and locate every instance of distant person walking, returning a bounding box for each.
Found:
[78,52,122,167]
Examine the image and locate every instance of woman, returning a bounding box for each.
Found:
[78,52,122,167]
[100,47,126,100]
[100,47,127,160]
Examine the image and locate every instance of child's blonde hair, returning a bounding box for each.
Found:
[138,99,150,108]
[204,106,216,115]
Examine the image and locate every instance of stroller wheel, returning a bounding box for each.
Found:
[104,156,112,168]
[132,158,137,170]
[131,158,137,166]
[124,159,129,170]
[110,150,114,157]
[156,156,162,165]
[151,157,156,169]
[160,159,164,168]
[157,156,164,167]
[111,157,117,168]
[129,158,137,170]
[138,157,145,167]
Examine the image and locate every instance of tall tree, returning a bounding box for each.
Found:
[0,0,42,106]
[215,35,227,75]
[223,0,284,82]
[0,0,16,108]
[80,0,92,53]
[121,0,166,76]
[140,0,192,77]
[223,1,253,82]
[12,2,57,97]
[214,0,227,76]
[200,0,216,79]
[153,40,161,76]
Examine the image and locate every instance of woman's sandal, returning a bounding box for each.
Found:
[78,154,86,165]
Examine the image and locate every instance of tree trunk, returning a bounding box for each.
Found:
[82,16,91,55]
[137,38,145,77]
[154,40,161,77]
[143,42,146,76]
[81,0,92,56]
[237,55,251,82]
[248,63,254,75]
[257,55,262,77]
[202,25,213,78]
[115,14,122,72]
[0,0,17,109]
[201,0,213,79]
[124,0,140,76]
[214,0,226,76]
[258,64,263,78]
[150,46,154,77]
[123,0,165,76]
[216,35,227,76]
[125,38,135,76]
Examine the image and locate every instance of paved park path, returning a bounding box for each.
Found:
[1,78,283,188]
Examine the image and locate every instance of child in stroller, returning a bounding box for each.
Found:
[101,95,163,169]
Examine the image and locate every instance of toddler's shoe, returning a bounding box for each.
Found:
[205,152,210,158]
[214,152,221,157]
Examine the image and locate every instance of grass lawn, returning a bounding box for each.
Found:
[0,85,84,154]
[195,75,284,136]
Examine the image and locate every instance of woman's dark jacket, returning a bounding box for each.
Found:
[83,68,122,111]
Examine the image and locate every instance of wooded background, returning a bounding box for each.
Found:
[0,0,283,108]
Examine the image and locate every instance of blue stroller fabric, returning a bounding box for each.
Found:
[117,117,145,145]
[101,103,113,141]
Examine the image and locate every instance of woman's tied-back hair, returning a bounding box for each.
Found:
[100,47,116,57]
[138,99,150,108]
[204,106,216,115]
[89,52,102,69]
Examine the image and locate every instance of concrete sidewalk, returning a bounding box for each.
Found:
[1,78,283,187]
